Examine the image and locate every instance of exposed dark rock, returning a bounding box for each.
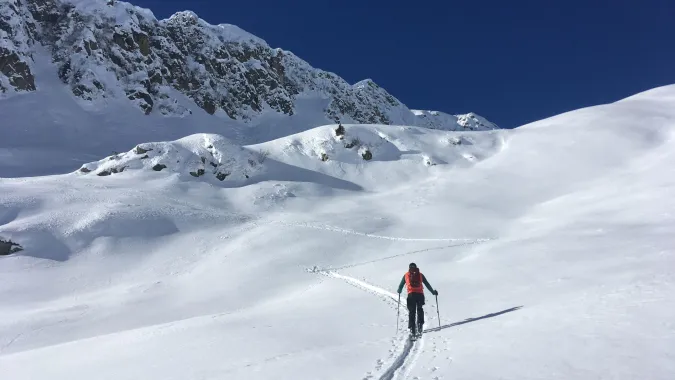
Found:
[0,48,36,92]
[344,138,360,149]
[189,168,205,177]
[0,239,23,255]
[335,123,345,138]
[134,145,152,154]
[152,164,167,171]
[127,90,154,114]
[362,150,372,161]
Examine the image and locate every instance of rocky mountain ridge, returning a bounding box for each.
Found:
[0,0,499,131]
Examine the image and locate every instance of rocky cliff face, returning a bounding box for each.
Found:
[0,0,498,131]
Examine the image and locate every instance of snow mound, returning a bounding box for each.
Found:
[456,112,500,130]
[77,134,265,183]
[247,123,504,188]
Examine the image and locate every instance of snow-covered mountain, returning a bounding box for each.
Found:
[2,1,674,379]
[1,83,674,380]
[0,0,496,135]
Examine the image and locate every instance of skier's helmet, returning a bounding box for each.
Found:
[409,262,417,269]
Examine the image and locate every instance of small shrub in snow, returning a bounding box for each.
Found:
[152,164,167,171]
[216,172,230,181]
[361,150,373,161]
[321,153,329,162]
[79,167,91,173]
[97,170,111,176]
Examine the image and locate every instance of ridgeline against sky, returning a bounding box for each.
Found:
[131,0,673,128]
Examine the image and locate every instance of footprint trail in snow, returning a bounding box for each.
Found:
[313,270,426,380]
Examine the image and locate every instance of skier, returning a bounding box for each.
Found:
[397,262,438,336]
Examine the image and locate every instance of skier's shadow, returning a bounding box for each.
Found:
[424,306,523,334]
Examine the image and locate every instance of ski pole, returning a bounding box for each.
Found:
[435,294,441,328]
[396,293,401,333]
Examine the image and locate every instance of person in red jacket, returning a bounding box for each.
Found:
[397,262,438,335]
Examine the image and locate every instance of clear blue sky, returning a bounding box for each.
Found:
[132,0,673,128]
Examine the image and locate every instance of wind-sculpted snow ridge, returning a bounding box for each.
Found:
[248,124,505,179]
[71,123,504,192]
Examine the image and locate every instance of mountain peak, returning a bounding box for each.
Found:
[0,0,498,147]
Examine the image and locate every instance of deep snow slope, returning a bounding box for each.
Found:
[0,85,674,380]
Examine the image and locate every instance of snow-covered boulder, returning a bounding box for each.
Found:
[77,134,265,182]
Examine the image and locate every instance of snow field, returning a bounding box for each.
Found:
[1,85,675,379]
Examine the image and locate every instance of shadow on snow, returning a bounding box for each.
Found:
[424,306,523,334]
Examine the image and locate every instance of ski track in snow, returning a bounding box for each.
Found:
[291,223,486,378]
[314,270,425,380]
[272,221,493,243]
[316,240,489,272]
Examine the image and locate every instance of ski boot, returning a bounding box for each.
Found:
[409,326,417,341]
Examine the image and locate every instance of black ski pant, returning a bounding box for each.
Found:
[406,292,425,332]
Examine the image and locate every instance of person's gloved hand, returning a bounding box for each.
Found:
[397,289,402,294]
[432,290,439,296]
